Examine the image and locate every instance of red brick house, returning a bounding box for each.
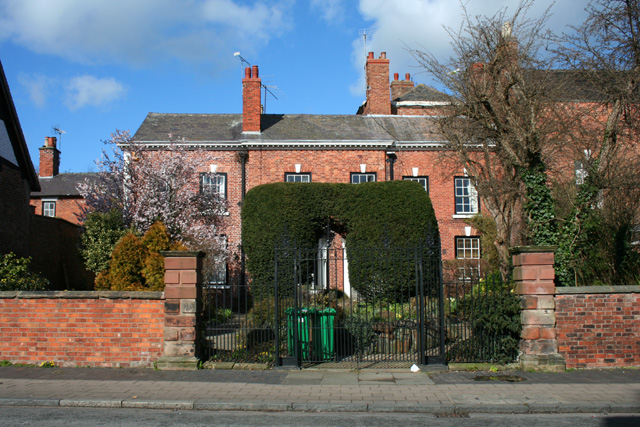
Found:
[131,53,483,285]
[30,136,96,225]
[0,59,40,256]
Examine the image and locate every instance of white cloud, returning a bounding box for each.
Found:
[0,0,294,68]
[351,0,590,95]
[17,73,50,108]
[64,75,126,111]
[311,0,345,24]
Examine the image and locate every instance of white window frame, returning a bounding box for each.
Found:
[351,172,376,184]
[285,172,312,183]
[42,200,56,217]
[200,172,227,199]
[456,236,481,281]
[403,176,429,192]
[454,177,478,215]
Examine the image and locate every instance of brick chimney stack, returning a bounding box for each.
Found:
[39,136,59,178]
[363,52,391,115]
[390,72,415,101]
[242,65,262,133]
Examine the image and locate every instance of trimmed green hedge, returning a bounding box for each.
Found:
[242,181,440,301]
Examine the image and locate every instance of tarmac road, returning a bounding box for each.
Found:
[1,407,639,427]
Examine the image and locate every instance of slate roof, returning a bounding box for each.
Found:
[534,70,610,102]
[0,59,39,191]
[132,113,445,145]
[393,84,452,103]
[31,173,98,198]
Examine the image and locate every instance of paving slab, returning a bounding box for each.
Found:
[0,366,638,414]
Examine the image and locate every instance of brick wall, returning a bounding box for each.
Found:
[556,286,640,369]
[30,197,86,225]
[28,214,94,290]
[0,159,32,256]
[137,147,481,285]
[0,291,164,367]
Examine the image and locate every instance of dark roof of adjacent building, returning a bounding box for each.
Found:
[536,70,610,102]
[132,113,445,145]
[0,59,39,191]
[393,84,452,103]
[31,173,98,198]
[390,71,610,105]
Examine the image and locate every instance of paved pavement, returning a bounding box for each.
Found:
[0,365,638,414]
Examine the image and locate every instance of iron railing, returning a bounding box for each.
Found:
[201,244,520,367]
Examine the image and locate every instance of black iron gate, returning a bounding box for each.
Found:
[201,239,520,367]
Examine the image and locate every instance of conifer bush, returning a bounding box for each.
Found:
[99,233,146,291]
[95,221,185,291]
[141,222,172,290]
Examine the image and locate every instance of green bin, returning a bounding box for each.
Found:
[312,308,336,361]
[286,308,312,360]
[286,308,336,361]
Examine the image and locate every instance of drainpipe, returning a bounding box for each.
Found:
[237,150,249,287]
[386,150,397,181]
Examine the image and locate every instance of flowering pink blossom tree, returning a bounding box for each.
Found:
[78,130,227,276]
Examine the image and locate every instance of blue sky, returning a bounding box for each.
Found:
[0,0,588,173]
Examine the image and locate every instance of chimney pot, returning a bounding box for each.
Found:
[367,52,374,59]
[244,67,251,78]
[252,65,259,79]
[405,73,410,81]
[380,52,386,59]
[394,73,399,81]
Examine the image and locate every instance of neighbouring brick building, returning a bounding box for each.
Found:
[1,59,93,289]
[30,136,96,225]
[131,53,484,286]
[0,59,40,257]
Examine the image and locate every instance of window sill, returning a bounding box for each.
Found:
[452,213,478,219]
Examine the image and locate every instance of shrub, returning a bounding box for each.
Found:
[248,295,291,327]
[141,222,172,291]
[80,209,127,274]
[98,233,145,291]
[95,221,186,291]
[453,278,521,363]
[0,253,49,291]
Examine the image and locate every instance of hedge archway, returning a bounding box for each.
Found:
[241,180,440,301]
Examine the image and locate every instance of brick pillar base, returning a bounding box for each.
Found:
[511,246,565,372]
[156,251,204,370]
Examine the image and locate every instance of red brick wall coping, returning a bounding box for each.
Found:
[0,291,163,300]
[556,285,640,294]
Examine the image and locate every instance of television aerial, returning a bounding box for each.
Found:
[233,52,280,113]
[52,126,66,149]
